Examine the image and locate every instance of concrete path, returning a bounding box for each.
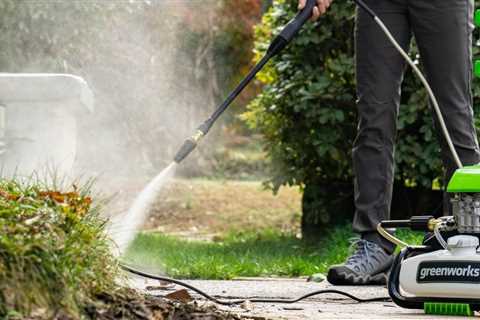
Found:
[130,275,471,319]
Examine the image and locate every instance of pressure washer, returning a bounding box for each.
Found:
[123,0,480,317]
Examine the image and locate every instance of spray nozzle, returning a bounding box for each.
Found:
[173,129,205,164]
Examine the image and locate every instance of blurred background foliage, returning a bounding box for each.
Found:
[0,0,266,178]
[243,0,480,237]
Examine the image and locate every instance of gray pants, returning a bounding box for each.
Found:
[352,0,480,252]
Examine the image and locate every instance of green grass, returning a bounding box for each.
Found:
[396,229,425,248]
[124,227,424,279]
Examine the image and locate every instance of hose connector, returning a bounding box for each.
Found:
[377,215,439,248]
[379,216,436,231]
[173,129,205,164]
[191,130,205,143]
[427,218,443,232]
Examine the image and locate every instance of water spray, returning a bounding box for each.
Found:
[173,0,317,164]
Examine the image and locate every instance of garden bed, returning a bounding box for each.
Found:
[0,178,247,319]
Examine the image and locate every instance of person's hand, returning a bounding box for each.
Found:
[298,0,332,21]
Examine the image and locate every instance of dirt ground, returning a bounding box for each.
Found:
[144,179,302,239]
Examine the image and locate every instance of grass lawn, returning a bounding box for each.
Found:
[124,227,423,279]
[125,167,425,280]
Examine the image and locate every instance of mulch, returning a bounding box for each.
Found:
[83,288,252,320]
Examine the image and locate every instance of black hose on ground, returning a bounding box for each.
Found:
[121,264,390,306]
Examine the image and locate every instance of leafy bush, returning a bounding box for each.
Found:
[243,0,480,231]
[0,178,118,318]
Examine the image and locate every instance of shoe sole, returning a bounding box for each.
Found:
[327,268,387,286]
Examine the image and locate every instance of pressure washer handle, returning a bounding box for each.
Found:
[267,0,317,55]
[281,0,317,41]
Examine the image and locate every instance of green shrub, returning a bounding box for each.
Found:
[0,178,118,318]
[243,0,480,231]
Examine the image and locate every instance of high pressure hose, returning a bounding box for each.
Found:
[123,0,463,306]
[353,0,463,169]
[359,0,466,248]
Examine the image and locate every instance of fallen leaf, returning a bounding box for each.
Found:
[165,289,193,303]
[307,273,326,283]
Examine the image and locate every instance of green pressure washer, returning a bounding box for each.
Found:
[153,0,480,317]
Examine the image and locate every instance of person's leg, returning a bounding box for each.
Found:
[409,0,480,215]
[352,0,411,253]
[327,0,411,285]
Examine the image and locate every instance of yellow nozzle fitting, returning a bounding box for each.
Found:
[191,130,205,143]
[427,218,443,232]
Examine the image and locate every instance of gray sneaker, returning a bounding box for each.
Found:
[327,239,393,285]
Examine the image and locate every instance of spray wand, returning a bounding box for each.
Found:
[173,0,317,163]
